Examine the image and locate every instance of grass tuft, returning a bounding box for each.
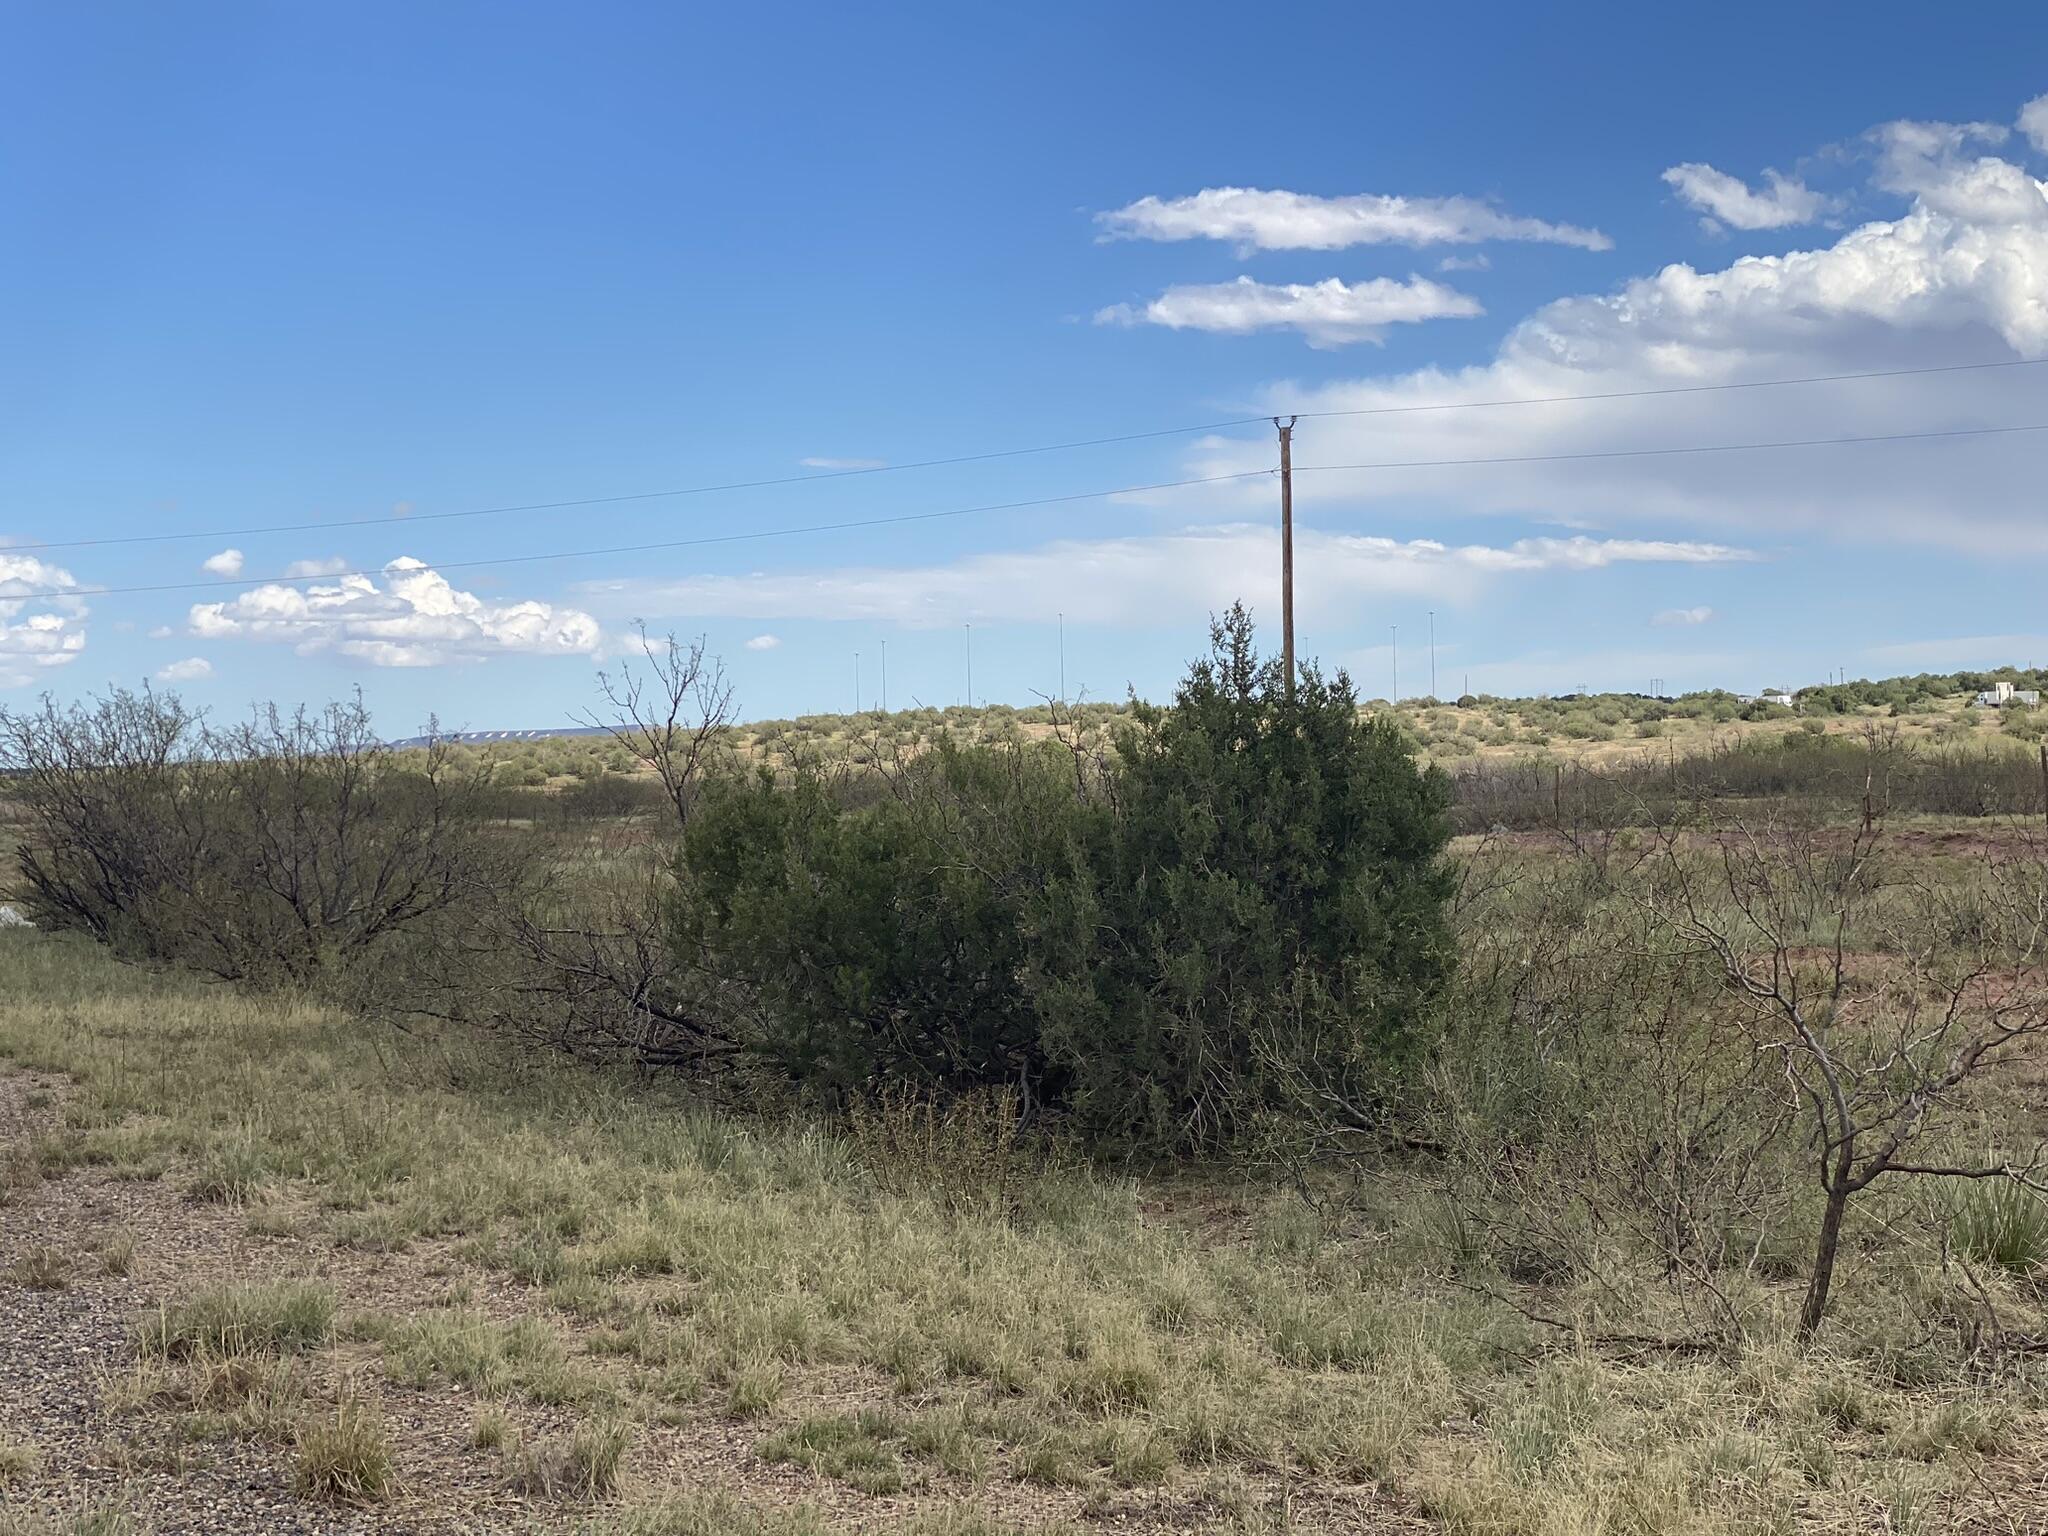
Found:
[1949,1176,2048,1275]
[759,1412,907,1495]
[292,1397,396,1503]
[11,1244,70,1291]
[0,1438,41,1487]
[508,1418,631,1499]
[135,1282,335,1359]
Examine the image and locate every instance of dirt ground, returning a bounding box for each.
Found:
[0,1068,1406,1535]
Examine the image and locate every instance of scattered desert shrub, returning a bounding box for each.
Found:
[0,690,512,987]
[675,734,1087,1103]
[11,1243,70,1290]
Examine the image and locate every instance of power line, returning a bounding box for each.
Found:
[7,420,1275,555]
[29,416,2048,604]
[18,416,2048,607]
[1295,419,2048,476]
[10,355,2046,557]
[15,471,1276,602]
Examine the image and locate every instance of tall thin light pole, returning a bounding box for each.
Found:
[964,623,973,708]
[1390,624,1398,703]
[1275,416,1297,698]
[1428,610,1436,701]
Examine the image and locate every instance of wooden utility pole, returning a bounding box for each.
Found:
[1275,416,1297,696]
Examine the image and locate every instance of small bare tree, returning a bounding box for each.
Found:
[435,626,743,1071]
[1640,802,2048,1340]
[579,624,735,833]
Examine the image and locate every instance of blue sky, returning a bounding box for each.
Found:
[7,2,2048,730]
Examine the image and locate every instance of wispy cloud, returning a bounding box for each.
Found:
[800,456,887,471]
[1661,163,1836,231]
[1653,606,1715,626]
[744,633,781,651]
[1096,275,1481,348]
[1097,187,1612,252]
[201,548,244,577]
[282,556,349,578]
[155,656,212,682]
[580,527,1754,630]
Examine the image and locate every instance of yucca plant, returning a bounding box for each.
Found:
[1948,1175,2048,1276]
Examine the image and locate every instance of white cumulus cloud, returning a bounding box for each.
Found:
[1653,606,1716,626]
[0,554,88,688]
[1096,275,1482,347]
[744,633,781,650]
[201,548,244,577]
[1143,97,2048,553]
[155,656,213,682]
[579,527,1752,631]
[1661,163,1836,230]
[1096,187,1611,252]
[187,557,603,668]
[2021,95,2048,156]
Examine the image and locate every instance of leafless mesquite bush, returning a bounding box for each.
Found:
[1423,773,2048,1347]
[1631,806,2048,1340]
[0,689,509,988]
[403,627,746,1070]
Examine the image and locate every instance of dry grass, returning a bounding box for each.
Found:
[506,1417,632,1499]
[291,1395,397,1503]
[10,1243,70,1290]
[0,1439,40,1487]
[2,926,2046,1532]
[135,1282,335,1360]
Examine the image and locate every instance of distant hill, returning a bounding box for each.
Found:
[386,725,612,748]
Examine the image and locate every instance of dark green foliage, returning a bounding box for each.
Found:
[1031,606,1454,1147]
[675,739,1093,1102]
[675,606,1456,1151]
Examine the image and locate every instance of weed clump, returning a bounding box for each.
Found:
[293,1397,396,1503]
[136,1282,335,1359]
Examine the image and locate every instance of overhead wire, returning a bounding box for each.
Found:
[14,414,2048,605]
[9,354,2046,557]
